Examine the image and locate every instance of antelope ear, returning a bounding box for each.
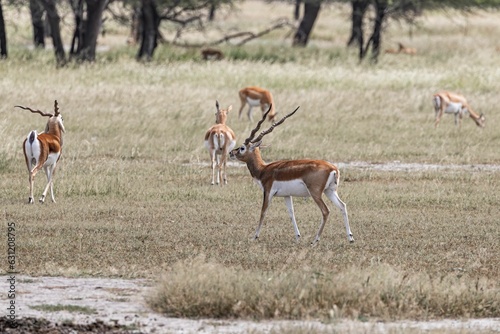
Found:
[215,100,220,112]
[227,105,233,112]
[249,140,262,151]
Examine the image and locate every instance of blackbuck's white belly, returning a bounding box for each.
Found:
[444,101,465,115]
[254,179,311,197]
[246,97,262,107]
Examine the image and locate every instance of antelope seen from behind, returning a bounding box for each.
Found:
[230,106,354,245]
[19,100,65,204]
[433,91,485,128]
[204,101,236,185]
[238,86,276,122]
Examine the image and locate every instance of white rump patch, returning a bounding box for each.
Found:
[25,133,41,170]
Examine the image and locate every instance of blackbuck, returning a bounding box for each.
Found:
[433,91,485,128]
[18,100,65,204]
[238,86,276,122]
[229,106,354,245]
[204,101,236,185]
[385,42,417,55]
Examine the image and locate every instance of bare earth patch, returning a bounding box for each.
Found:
[3,276,498,333]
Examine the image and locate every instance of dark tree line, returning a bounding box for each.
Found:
[1,0,499,65]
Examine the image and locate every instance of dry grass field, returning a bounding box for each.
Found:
[1,1,499,326]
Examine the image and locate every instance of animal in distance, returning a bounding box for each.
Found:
[433,91,485,128]
[204,101,236,185]
[229,106,354,245]
[385,42,417,55]
[201,47,224,60]
[18,100,65,204]
[238,86,276,122]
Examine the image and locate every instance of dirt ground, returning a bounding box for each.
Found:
[1,275,499,334]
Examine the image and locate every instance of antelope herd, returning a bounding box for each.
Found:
[15,86,485,244]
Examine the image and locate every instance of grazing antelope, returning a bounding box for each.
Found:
[204,101,237,185]
[238,86,276,122]
[229,106,354,245]
[433,91,485,128]
[18,100,65,204]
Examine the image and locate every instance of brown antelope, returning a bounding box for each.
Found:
[229,106,354,245]
[433,91,485,128]
[238,86,276,122]
[385,42,416,55]
[204,101,237,185]
[201,47,224,60]
[18,100,65,204]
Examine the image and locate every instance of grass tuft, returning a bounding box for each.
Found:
[147,256,499,320]
[30,304,97,315]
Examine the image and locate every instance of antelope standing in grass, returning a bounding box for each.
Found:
[238,86,276,122]
[204,101,236,185]
[18,100,65,204]
[229,106,354,245]
[433,91,485,128]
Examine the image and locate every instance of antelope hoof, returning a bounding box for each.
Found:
[28,197,34,204]
[349,234,355,243]
[39,196,45,204]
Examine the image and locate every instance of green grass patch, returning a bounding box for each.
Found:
[30,304,97,315]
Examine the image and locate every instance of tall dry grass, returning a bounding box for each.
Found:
[0,1,499,322]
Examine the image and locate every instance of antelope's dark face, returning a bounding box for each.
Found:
[229,141,261,163]
[229,144,246,161]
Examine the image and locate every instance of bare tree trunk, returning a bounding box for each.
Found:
[137,0,160,61]
[70,0,84,56]
[29,0,45,48]
[39,0,66,66]
[346,0,369,59]
[293,0,321,47]
[0,0,6,58]
[208,1,216,21]
[294,0,301,20]
[363,0,387,63]
[78,0,107,62]
[127,5,141,45]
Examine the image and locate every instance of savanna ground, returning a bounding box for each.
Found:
[1,1,499,333]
